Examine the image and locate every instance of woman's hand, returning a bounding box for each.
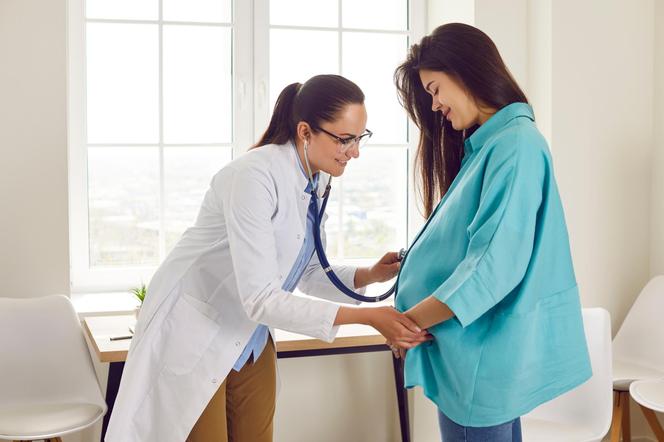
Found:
[366,306,432,349]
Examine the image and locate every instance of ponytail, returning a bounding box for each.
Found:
[253,75,364,149]
[253,82,301,148]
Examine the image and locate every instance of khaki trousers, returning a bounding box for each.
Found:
[187,339,276,442]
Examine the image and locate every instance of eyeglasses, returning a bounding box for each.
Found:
[315,126,373,153]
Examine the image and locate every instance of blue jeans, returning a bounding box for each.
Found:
[438,410,522,442]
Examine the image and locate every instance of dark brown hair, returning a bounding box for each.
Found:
[254,74,364,148]
[395,23,528,217]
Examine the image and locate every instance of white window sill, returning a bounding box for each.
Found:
[71,291,140,319]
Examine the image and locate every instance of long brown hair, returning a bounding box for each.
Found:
[254,75,364,148]
[395,23,528,217]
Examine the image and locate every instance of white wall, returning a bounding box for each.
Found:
[427,0,473,30]
[0,0,71,299]
[534,0,662,439]
[475,0,529,93]
[526,0,552,143]
[551,0,654,335]
[549,4,659,437]
[275,352,401,442]
[646,0,664,433]
[652,0,664,276]
[0,10,75,435]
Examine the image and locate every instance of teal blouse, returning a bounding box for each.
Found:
[395,103,592,427]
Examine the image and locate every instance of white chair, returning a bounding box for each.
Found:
[629,379,664,441]
[0,295,107,442]
[521,308,613,442]
[610,276,664,441]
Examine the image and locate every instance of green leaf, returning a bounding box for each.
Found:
[130,283,147,304]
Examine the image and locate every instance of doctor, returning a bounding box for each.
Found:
[105,74,430,442]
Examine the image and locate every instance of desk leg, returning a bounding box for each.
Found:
[392,355,410,442]
[101,361,125,441]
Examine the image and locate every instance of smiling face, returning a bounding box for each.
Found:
[296,103,368,177]
[419,69,494,130]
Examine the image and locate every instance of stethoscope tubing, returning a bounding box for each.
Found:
[300,139,405,302]
[309,185,404,302]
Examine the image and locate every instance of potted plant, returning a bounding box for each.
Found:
[130,283,147,319]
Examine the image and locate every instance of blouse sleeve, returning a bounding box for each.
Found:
[432,140,546,327]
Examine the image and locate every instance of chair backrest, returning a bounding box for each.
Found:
[612,275,664,369]
[0,295,107,412]
[525,308,613,437]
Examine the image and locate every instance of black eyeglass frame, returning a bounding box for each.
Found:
[313,126,373,151]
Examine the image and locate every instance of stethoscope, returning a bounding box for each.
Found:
[300,140,407,303]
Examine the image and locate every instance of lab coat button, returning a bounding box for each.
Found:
[211,378,218,384]
[297,234,301,240]
[235,341,240,347]
[301,195,306,200]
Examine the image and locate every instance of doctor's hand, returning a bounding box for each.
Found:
[366,306,432,350]
[355,252,402,288]
[370,252,402,282]
[386,339,407,359]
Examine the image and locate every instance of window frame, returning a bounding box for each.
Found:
[67,0,426,292]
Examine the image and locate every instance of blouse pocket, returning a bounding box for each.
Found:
[161,293,221,375]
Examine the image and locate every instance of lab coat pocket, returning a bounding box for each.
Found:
[162,293,221,375]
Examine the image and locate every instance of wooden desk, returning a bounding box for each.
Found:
[83,315,410,442]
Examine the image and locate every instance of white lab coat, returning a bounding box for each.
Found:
[105,143,363,442]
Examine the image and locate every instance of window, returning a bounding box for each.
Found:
[68,0,425,292]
